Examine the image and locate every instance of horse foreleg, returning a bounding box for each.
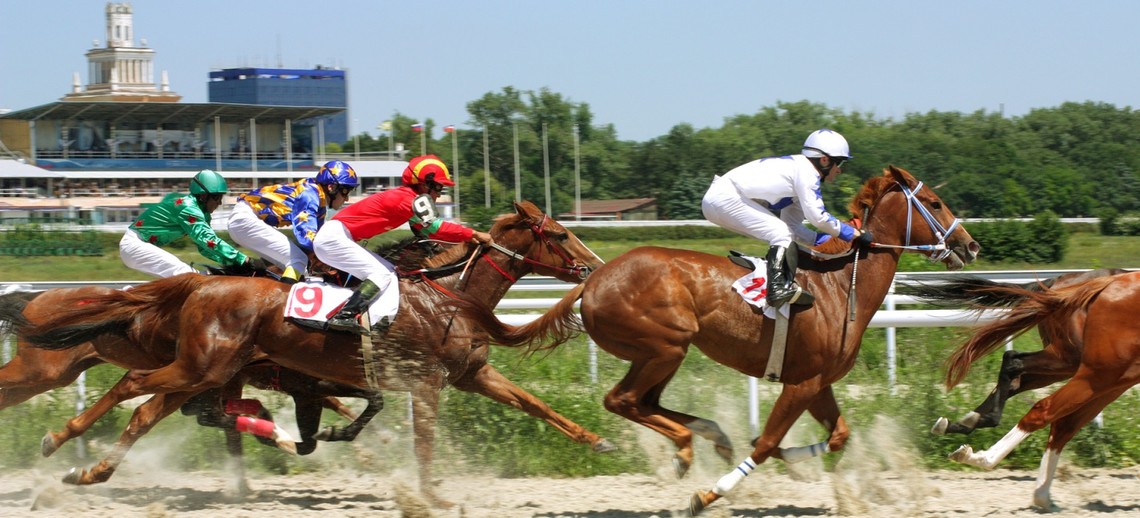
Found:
[63,391,197,485]
[691,380,820,516]
[320,395,360,421]
[223,427,252,496]
[314,392,383,442]
[454,363,613,451]
[410,381,451,509]
[292,397,324,455]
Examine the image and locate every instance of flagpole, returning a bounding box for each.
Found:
[542,122,551,215]
[482,125,490,208]
[451,126,460,221]
[513,121,520,203]
[421,126,427,156]
[573,124,581,222]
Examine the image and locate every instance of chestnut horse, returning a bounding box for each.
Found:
[451,166,979,515]
[12,201,610,508]
[0,285,383,493]
[928,271,1140,510]
[904,268,1130,436]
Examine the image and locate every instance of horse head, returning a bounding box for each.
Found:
[851,165,980,270]
[486,200,605,283]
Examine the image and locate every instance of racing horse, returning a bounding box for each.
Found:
[12,200,611,508]
[928,271,1140,510]
[0,285,384,493]
[901,268,1129,436]
[448,166,979,515]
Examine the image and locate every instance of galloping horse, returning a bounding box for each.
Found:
[926,271,1140,510]
[0,285,384,493]
[12,201,610,508]
[451,166,979,515]
[903,268,1129,436]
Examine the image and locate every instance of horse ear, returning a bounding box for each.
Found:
[886,164,916,186]
[514,200,541,218]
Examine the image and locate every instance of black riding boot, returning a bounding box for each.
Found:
[326,279,381,334]
[765,245,814,307]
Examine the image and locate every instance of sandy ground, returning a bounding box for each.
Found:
[3,447,1140,517]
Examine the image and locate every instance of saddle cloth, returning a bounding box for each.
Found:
[730,255,789,319]
[283,281,398,324]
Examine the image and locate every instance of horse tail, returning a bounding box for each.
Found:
[452,283,585,355]
[0,291,39,337]
[944,274,1116,388]
[18,275,207,350]
[901,277,1042,309]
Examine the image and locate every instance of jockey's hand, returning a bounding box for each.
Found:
[245,256,271,271]
[855,229,875,247]
[470,231,494,246]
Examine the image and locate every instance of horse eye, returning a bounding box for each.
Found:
[931,201,942,210]
[552,232,569,242]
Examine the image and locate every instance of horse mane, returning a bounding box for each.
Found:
[422,210,521,270]
[943,274,1117,388]
[807,167,915,257]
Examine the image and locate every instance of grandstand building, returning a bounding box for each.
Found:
[0,2,408,227]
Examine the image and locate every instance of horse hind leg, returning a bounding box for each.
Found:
[602,353,701,478]
[1031,385,1129,511]
[934,349,1072,435]
[314,391,384,443]
[63,391,197,485]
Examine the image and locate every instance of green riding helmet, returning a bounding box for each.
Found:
[189,169,229,196]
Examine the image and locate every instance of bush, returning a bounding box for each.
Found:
[966,213,1066,263]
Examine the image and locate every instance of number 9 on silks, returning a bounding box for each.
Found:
[311,155,493,335]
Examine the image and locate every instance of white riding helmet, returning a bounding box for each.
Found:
[802,129,851,159]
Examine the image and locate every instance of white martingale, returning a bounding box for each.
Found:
[713,457,757,496]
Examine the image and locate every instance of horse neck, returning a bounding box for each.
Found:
[809,230,904,324]
[436,251,533,307]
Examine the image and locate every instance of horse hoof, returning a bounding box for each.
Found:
[62,468,81,485]
[689,490,718,516]
[672,455,691,479]
[312,427,333,441]
[931,417,949,435]
[592,438,617,453]
[714,443,734,463]
[276,439,298,456]
[948,444,973,464]
[41,434,58,458]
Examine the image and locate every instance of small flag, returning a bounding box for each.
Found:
[380,120,392,131]
[443,125,455,133]
[411,123,423,132]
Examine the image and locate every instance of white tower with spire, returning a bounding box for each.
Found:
[63,2,181,102]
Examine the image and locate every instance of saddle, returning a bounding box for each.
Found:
[728,250,755,270]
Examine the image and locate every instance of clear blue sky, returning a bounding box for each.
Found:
[1,1,1134,142]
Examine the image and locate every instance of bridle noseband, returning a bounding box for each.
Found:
[867,180,960,263]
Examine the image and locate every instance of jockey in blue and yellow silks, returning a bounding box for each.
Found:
[227,160,359,283]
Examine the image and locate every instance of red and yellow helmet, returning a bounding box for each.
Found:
[401,155,454,187]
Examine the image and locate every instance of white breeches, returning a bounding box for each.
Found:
[119,228,195,278]
[313,220,399,310]
[227,201,307,273]
[701,175,799,248]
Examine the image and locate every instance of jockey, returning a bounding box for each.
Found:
[228,160,359,284]
[313,154,494,334]
[120,169,256,278]
[701,129,872,307]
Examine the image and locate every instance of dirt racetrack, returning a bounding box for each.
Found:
[3,459,1139,517]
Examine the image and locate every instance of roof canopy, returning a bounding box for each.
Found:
[0,159,66,179]
[0,101,344,125]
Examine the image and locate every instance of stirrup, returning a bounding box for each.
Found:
[326,314,368,335]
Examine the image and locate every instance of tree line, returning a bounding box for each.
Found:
[334,88,1140,225]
